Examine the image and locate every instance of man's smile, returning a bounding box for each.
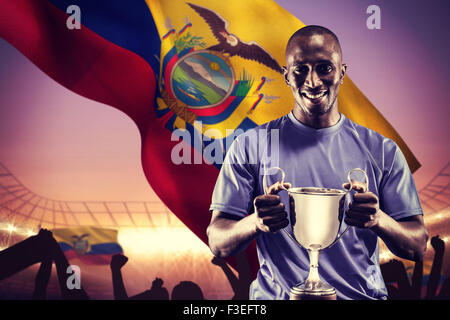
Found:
[300,89,328,104]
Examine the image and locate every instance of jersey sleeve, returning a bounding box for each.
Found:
[209,136,256,218]
[379,144,423,220]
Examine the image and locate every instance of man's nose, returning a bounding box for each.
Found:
[304,70,323,89]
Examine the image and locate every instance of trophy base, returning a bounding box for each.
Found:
[289,282,337,300]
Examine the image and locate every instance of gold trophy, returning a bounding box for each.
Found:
[263,167,368,300]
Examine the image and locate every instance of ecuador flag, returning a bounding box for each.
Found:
[0,0,420,274]
[52,227,123,265]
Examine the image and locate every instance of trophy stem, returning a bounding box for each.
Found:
[290,246,337,300]
[305,248,321,285]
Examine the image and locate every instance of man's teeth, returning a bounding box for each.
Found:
[304,91,327,99]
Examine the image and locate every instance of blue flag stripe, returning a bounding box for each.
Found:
[48,0,161,76]
[58,242,123,255]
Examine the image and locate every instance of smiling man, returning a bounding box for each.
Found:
[207,26,428,300]
[284,26,344,128]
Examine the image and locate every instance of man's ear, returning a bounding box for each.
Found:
[282,66,289,85]
[340,64,348,84]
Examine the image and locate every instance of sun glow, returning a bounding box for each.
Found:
[118,227,211,256]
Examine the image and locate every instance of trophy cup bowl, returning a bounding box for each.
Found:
[263,167,368,300]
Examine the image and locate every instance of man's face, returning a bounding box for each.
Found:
[283,34,346,117]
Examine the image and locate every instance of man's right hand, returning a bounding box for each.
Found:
[110,253,128,270]
[253,181,290,233]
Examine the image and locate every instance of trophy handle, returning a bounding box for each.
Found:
[263,167,296,245]
[347,168,369,192]
[332,168,369,246]
[262,166,287,195]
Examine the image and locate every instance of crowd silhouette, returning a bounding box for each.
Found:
[381,235,449,300]
[0,229,89,299]
[210,250,253,300]
[0,228,244,300]
[109,252,203,300]
[0,228,448,300]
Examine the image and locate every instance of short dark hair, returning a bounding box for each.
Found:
[286,25,342,57]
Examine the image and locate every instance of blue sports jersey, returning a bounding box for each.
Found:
[210,112,423,300]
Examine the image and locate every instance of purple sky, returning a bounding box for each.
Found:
[276,0,450,188]
[0,0,449,201]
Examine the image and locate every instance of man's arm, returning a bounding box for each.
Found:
[371,213,427,261]
[207,211,260,258]
[51,236,90,300]
[110,254,129,300]
[411,259,423,299]
[32,258,52,300]
[426,236,445,299]
[344,183,428,261]
[207,182,290,258]
[211,257,241,294]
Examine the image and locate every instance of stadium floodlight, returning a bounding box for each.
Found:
[6,224,17,233]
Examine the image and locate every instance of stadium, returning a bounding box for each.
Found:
[0,161,448,299]
[0,161,238,299]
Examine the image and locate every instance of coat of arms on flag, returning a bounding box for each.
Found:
[150,1,301,166]
[71,233,90,256]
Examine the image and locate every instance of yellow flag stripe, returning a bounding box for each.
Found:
[52,226,119,245]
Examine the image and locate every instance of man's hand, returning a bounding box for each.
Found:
[253,181,291,233]
[207,181,290,257]
[342,181,428,262]
[343,181,380,229]
[110,254,128,270]
[430,235,445,255]
[151,277,164,289]
[211,256,227,267]
[35,228,60,260]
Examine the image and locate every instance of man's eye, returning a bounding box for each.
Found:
[294,66,308,75]
[317,64,333,75]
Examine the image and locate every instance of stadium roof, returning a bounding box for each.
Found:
[0,162,185,230]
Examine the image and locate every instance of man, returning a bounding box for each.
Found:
[207,25,428,300]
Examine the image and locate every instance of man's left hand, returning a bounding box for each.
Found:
[343,182,380,229]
